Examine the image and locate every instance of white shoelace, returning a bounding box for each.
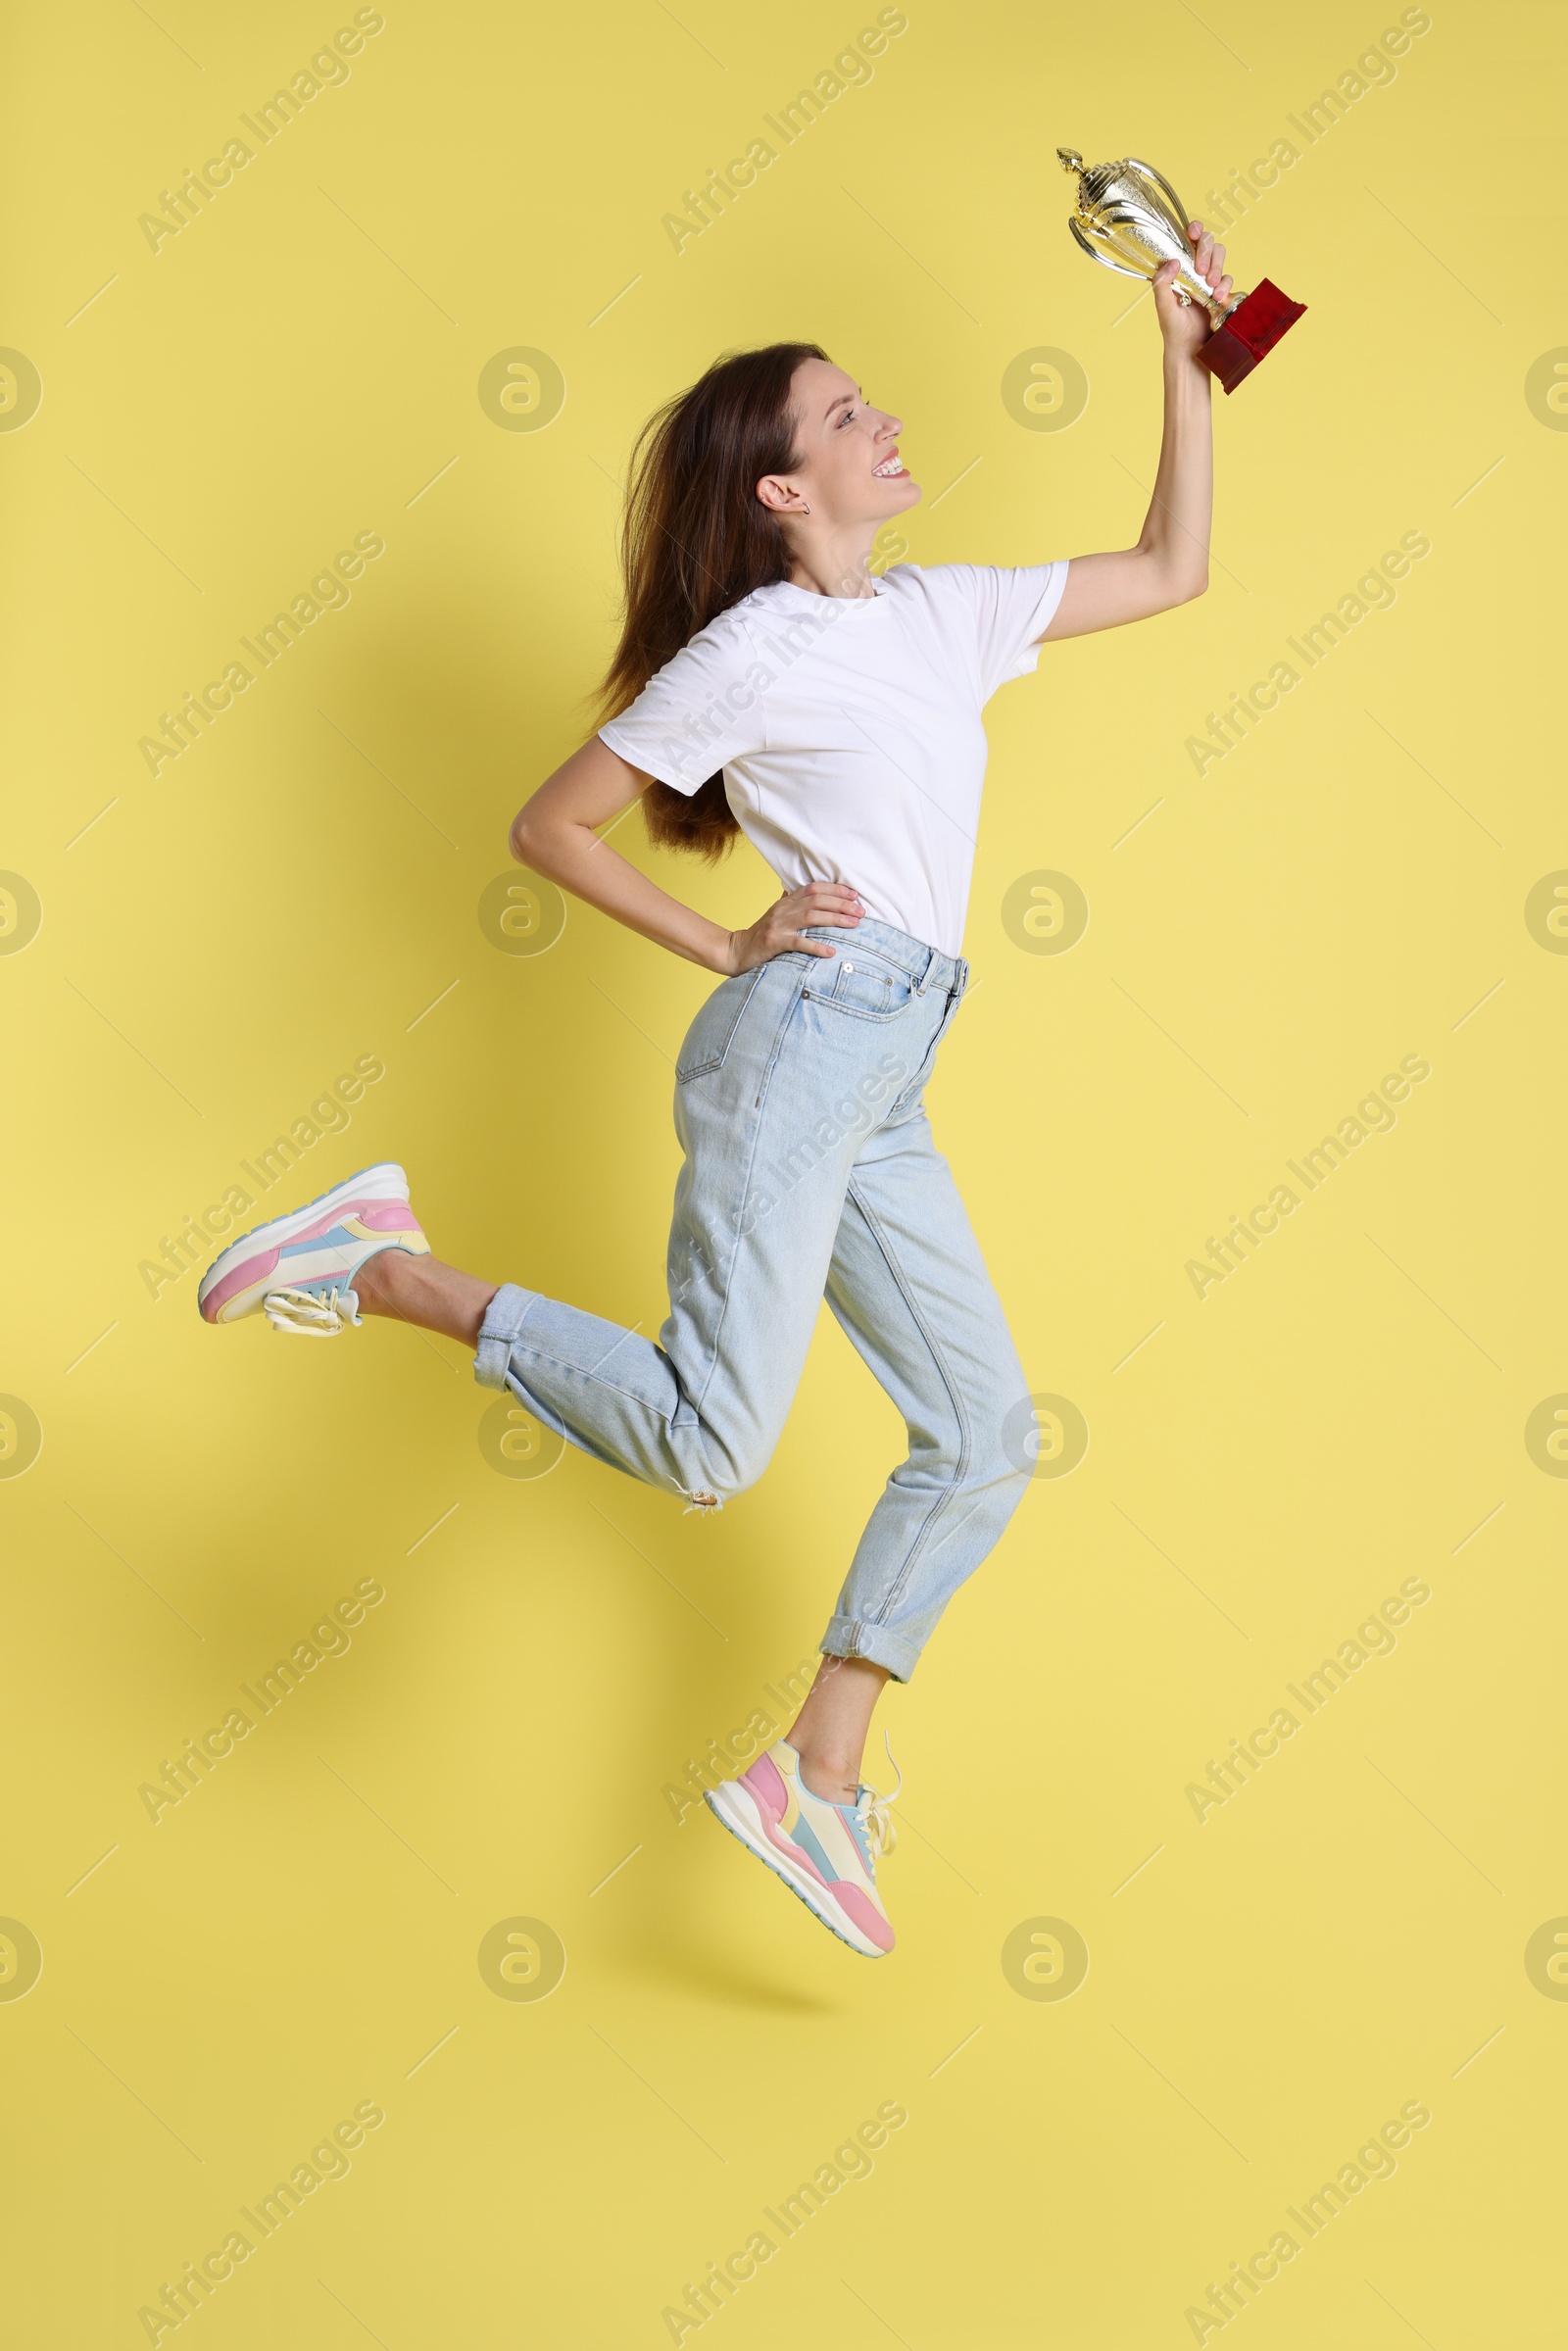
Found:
[856,1733,904,1861]
[264,1284,361,1337]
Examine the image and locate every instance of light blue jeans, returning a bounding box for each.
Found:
[473,920,1031,1680]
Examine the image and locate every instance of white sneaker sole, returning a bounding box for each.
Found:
[704,1780,887,1958]
[197,1161,412,1323]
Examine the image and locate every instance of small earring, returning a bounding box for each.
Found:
[800,501,811,516]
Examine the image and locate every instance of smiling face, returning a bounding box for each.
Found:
[756,358,920,532]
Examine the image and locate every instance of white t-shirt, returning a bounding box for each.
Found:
[597,560,1068,956]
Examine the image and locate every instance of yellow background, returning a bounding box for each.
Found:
[4,0,1565,2342]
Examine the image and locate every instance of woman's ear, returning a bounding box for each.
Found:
[756,473,809,516]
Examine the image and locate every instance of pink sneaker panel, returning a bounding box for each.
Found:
[352,1200,420,1232]
[832,1881,896,1952]
[201,1248,280,1320]
[285,1197,416,1247]
[740,1751,788,1821]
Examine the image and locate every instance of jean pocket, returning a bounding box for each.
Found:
[805,954,915,1022]
[675,965,764,1083]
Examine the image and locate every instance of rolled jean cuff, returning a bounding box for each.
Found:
[820,1614,922,1686]
[473,1281,539,1391]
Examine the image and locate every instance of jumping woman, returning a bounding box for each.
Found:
[200,224,1231,1958]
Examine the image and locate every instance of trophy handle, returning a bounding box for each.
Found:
[1067,216,1147,282]
[1125,156,1194,237]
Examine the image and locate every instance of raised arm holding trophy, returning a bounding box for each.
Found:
[1059,145,1306,390]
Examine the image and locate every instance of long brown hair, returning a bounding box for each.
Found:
[595,341,827,858]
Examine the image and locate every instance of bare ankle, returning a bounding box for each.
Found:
[794,1746,860,1805]
[354,1248,404,1312]
[352,1249,498,1347]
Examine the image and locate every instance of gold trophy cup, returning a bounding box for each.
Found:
[1057,147,1305,391]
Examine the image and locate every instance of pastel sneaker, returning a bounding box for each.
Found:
[705,1738,899,1957]
[197,1162,429,1336]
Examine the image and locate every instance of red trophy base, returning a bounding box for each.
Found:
[1197,279,1306,394]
